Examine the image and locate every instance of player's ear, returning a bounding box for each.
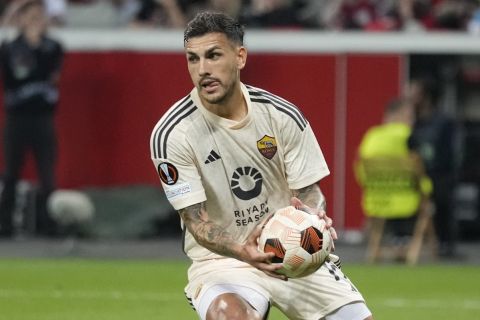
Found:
[237,46,247,70]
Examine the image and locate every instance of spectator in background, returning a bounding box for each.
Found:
[111,0,141,27]
[241,0,303,28]
[0,0,63,237]
[433,0,475,31]
[396,0,435,31]
[355,98,433,260]
[363,0,475,32]
[129,0,246,29]
[406,77,459,258]
[204,0,242,21]
[180,0,244,26]
[361,0,434,32]
[336,0,378,30]
[468,4,480,35]
[296,0,395,30]
[296,0,343,29]
[129,0,186,28]
[312,0,410,32]
[355,98,430,215]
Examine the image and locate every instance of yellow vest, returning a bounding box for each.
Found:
[355,123,432,218]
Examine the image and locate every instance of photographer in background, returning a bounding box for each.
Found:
[0,0,63,238]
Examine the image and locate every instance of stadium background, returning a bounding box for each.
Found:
[0,1,480,319]
[1,29,479,235]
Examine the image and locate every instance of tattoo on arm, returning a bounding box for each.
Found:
[292,183,327,211]
[178,202,239,258]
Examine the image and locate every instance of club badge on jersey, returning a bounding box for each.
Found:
[257,135,277,160]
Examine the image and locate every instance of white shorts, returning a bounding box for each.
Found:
[185,258,367,320]
[324,302,372,320]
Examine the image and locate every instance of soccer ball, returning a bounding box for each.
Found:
[258,206,333,278]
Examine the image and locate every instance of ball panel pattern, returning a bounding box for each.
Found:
[284,254,305,269]
[268,220,287,236]
[280,247,309,277]
[300,226,323,254]
[281,228,301,249]
[263,238,286,263]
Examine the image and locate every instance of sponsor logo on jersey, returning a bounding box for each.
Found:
[165,183,191,199]
[230,166,263,200]
[234,199,270,226]
[158,162,178,185]
[257,135,277,160]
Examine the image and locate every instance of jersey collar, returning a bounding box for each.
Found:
[190,82,252,129]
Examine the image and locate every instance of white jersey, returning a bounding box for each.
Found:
[150,83,329,262]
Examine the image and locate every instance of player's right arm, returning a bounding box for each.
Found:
[178,201,286,280]
[151,107,284,279]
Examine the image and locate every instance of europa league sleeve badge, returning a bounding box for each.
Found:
[158,162,179,185]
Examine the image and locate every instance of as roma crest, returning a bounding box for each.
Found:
[257,135,277,160]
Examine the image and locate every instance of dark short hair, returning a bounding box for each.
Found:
[184,12,244,46]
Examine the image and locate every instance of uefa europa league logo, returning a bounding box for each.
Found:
[158,162,178,185]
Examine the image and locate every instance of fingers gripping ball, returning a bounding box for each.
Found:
[259,206,333,278]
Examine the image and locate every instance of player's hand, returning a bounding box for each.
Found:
[238,223,287,281]
[290,197,338,244]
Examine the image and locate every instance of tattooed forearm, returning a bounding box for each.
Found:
[178,202,240,258]
[292,183,326,211]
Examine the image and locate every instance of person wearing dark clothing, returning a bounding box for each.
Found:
[0,0,63,237]
[407,78,458,257]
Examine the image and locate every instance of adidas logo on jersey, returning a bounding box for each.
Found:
[204,150,221,164]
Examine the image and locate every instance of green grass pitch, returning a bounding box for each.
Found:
[0,259,479,320]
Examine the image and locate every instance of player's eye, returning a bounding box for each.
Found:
[208,52,221,60]
[188,55,198,63]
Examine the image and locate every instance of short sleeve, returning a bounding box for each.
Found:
[282,121,330,190]
[150,126,206,210]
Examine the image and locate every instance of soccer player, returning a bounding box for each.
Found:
[150,11,373,320]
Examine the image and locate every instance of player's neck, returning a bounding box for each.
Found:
[203,86,247,121]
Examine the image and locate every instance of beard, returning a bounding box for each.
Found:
[199,78,237,105]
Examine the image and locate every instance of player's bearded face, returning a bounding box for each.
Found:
[185,33,246,105]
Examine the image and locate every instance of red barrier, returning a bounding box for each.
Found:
[0,51,402,229]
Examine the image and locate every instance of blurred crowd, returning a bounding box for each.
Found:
[2,0,480,32]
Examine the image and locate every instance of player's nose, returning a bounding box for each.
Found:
[198,58,210,76]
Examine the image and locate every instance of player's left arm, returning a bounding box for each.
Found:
[291,183,337,240]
